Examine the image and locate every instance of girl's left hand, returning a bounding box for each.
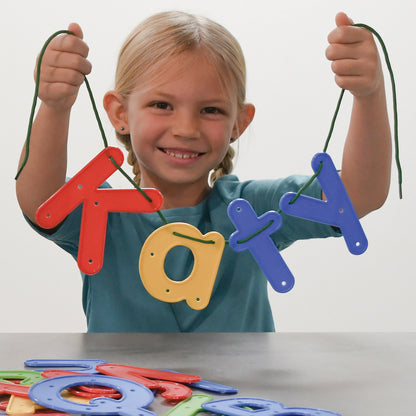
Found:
[326,12,383,98]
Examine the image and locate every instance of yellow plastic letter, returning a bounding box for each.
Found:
[139,223,225,310]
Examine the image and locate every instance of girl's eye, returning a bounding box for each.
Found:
[151,102,171,110]
[202,107,223,115]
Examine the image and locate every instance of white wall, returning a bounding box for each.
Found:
[1,0,414,332]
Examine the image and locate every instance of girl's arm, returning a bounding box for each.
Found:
[16,23,91,224]
[326,12,392,218]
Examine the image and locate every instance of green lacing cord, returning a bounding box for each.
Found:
[15,23,402,248]
[277,86,343,211]
[354,23,402,199]
[173,231,215,244]
[15,30,70,180]
[236,220,274,244]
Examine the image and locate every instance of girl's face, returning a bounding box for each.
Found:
[123,50,251,203]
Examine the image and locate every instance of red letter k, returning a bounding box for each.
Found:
[36,147,163,274]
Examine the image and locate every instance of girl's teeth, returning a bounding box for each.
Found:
[165,150,198,159]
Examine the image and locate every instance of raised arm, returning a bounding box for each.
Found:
[15,23,91,224]
[326,12,392,218]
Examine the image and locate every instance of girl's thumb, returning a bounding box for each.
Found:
[67,22,84,39]
[335,12,354,27]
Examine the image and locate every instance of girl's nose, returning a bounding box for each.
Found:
[171,111,200,140]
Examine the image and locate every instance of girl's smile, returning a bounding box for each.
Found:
[159,147,204,162]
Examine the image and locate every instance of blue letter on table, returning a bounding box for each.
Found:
[202,397,342,416]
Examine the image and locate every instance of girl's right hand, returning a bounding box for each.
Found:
[35,23,92,111]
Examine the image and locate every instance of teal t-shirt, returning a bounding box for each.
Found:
[28,174,340,332]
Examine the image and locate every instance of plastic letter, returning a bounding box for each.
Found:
[97,364,198,401]
[279,152,368,255]
[0,381,31,397]
[228,199,294,293]
[182,378,237,394]
[35,147,163,274]
[6,395,45,415]
[202,397,285,416]
[160,370,237,394]
[164,395,213,416]
[0,371,44,385]
[139,223,225,310]
[41,372,120,398]
[25,359,107,374]
[202,398,342,416]
[28,374,156,416]
[153,381,192,401]
[97,364,201,383]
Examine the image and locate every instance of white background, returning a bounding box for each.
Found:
[1,0,414,332]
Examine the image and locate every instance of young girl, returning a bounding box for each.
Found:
[16,11,391,332]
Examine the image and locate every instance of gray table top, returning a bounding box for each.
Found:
[0,332,415,416]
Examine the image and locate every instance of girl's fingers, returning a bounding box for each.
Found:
[326,43,362,61]
[328,25,372,45]
[331,59,377,80]
[333,74,376,93]
[49,33,90,60]
[40,66,87,87]
[59,35,89,58]
[43,81,81,101]
[43,50,92,75]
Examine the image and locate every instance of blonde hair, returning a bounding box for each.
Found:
[114,10,247,185]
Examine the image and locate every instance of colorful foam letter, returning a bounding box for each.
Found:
[202,397,342,416]
[40,371,121,398]
[160,370,238,394]
[28,374,156,416]
[279,152,368,255]
[139,223,225,310]
[165,395,213,416]
[227,199,294,293]
[96,364,199,401]
[25,359,107,374]
[183,379,237,395]
[6,395,47,415]
[0,371,44,385]
[96,365,201,384]
[35,147,163,274]
[0,381,31,397]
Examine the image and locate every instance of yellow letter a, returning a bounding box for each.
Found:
[139,223,225,310]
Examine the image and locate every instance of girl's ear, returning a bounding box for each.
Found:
[232,103,255,141]
[103,91,130,134]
